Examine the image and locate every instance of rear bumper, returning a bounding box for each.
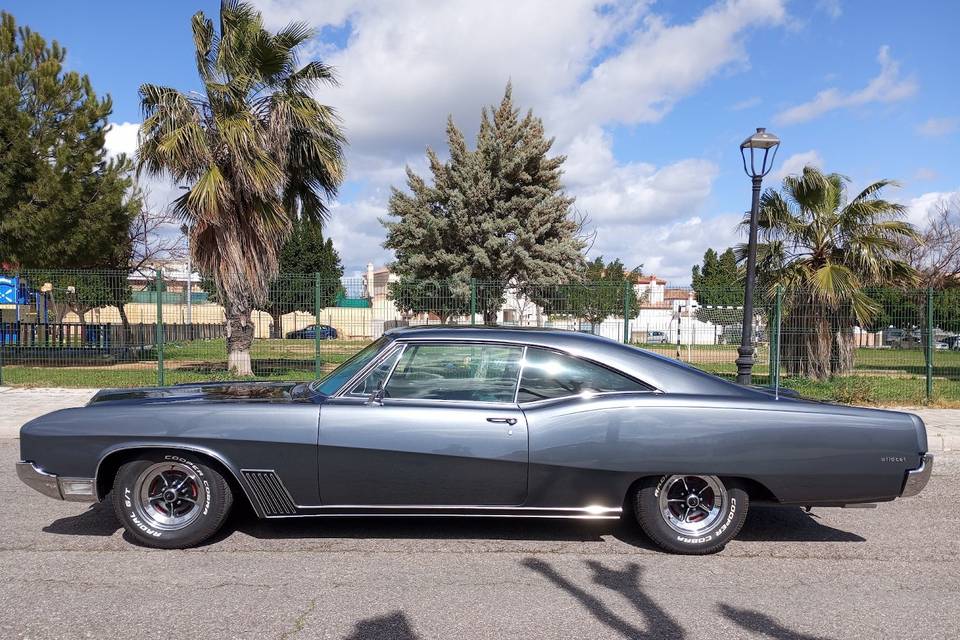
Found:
[15,462,96,502]
[901,454,934,498]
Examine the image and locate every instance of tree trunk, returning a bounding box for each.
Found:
[270,310,283,339]
[483,309,497,325]
[117,304,131,347]
[225,298,255,376]
[782,305,833,381]
[831,328,856,375]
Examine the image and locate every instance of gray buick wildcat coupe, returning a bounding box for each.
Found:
[17,326,932,554]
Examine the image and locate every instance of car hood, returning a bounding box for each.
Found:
[86,381,312,406]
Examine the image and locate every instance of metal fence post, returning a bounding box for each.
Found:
[769,285,782,390]
[470,279,477,325]
[156,268,165,387]
[315,272,323,379]
[926,287,934,401]
[622,281,631,344]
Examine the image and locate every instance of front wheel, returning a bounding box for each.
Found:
[634,475,748,554]
[111,452,233,549]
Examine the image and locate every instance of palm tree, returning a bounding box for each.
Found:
[740,166,918,380]
[136,0,345,375]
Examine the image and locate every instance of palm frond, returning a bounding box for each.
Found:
[137,0,344,308]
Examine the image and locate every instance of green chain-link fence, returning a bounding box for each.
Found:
[1,269,958,404]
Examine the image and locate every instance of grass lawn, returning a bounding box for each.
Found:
[3,338,958,405]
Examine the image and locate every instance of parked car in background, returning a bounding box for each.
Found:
[17,326,931,555]
[646,330,668,344]
[946,336,960,351]
[883,327,905,346]
[286,324,337,340]
[718,326,765,345]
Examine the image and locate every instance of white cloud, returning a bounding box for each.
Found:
[251,0,786,173]
[567,141,718,226]
[122,1,787,277]
[774,46,917,125]
[770,149,823,182]
[588,213,743,284]
[325,197,393,271]
[905,190,960,228]
[912,167,939,182]
[104,121,140,158]
[916,116,959,137]
[265,0,629,173]
[245,0,788,274]
[561,128,724,283]
[553,0,785,133]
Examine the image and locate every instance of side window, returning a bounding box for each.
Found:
[346,346,403,397]
[384,343,523,403]
[517,347,650,403]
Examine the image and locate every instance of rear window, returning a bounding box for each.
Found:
[516,347,651,403]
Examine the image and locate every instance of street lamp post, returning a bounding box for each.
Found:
[180,222,193,338]
[736,127,780,385]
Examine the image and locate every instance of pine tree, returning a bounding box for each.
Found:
[691,247,743,306]
[0,12,138,272]
[264,219,344,337]
[384,84,585,323]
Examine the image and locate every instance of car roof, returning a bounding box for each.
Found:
[383,325,757,397]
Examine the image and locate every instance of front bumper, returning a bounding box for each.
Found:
[16,462,96,502]
[901,454,934,497]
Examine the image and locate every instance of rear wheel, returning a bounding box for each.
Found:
[111,452,233,549]
[634,474,748,554]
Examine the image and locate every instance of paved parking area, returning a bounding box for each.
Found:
[2,437,958,637]
[3,388,959,638]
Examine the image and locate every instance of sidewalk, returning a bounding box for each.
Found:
[1,387,959,450]
[0,387,98,438]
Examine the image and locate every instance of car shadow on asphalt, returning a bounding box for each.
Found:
[736,507,865,543]
[42,499,121,537]
[215,504,863,549]
[40,501,864,548]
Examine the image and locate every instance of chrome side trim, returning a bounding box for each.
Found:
[901,453,934,497]
[264,513,623,520]
[292,503,621,512]
[16,462,96,502]
[285,504,623,519]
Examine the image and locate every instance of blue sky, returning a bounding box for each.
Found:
[7,0,958,283]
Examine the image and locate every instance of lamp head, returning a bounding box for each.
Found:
[740,127,781,178]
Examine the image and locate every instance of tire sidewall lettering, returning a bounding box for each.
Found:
[163,455,212,514]
[675,496,737,544]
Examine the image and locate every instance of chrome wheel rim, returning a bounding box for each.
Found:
[134,462,206,531]
[658,475,726,536]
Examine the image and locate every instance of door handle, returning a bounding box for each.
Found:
[486,417,517,425]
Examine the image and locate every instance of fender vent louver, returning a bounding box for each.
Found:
[241,470,297,516]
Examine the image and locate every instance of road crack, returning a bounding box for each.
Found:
[278,598,317,640]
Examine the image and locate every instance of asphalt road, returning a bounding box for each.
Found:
[1,441,957,640]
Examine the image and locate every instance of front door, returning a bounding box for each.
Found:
[317,342,528,505]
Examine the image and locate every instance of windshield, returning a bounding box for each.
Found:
[309,337,390,395]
